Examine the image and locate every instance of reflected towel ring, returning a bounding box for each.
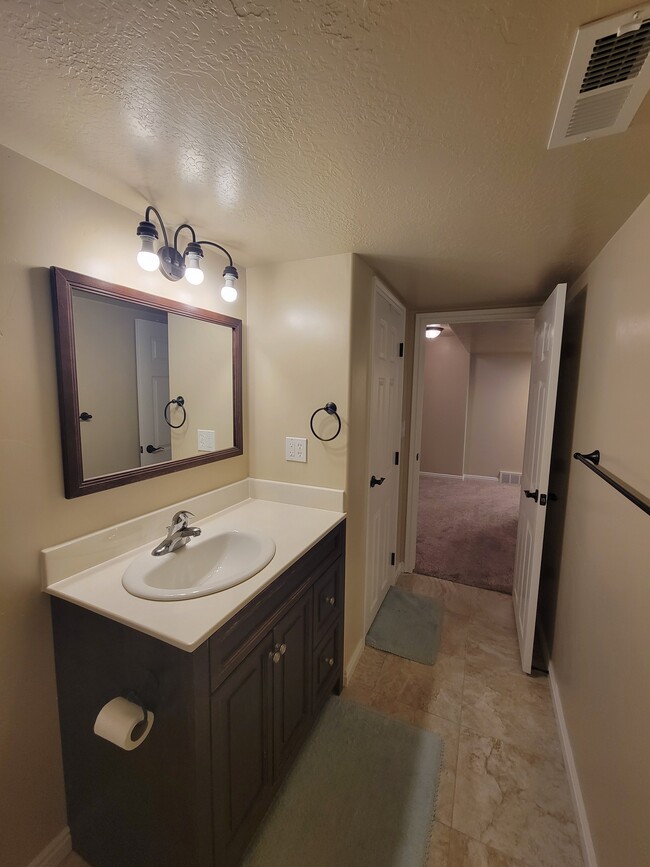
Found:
[164,396,186,429]
[310,402,341,442]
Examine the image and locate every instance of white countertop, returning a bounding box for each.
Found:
[44,498,345,652]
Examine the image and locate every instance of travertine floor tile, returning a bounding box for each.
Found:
[460,665,562,759]
[453,729,583,867]
[427,820,451,865]
[448,828,529,866]
[439,611,470,659]
[465,620,521,674]
[471,589,516,630]
[374,651,465,723]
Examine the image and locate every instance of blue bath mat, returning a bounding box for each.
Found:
[366,586,443,665]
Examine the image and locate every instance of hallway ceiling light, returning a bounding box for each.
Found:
[136,205,239,302]
[425,324,444,339]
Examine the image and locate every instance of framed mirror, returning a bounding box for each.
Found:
[50,267,243,498]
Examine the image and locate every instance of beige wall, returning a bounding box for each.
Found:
[540,193,650,866]
[464,353,531,477]
[420,334,470,476]
[168,314,234,459]
[246,254,352,490]
[247,254,391,671]
[0,146,248,867]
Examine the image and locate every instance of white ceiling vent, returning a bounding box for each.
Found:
[548,5,650,148]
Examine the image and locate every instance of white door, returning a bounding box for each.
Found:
[365,282,406,631]
[135,319,172,467]
[513,283,567,673]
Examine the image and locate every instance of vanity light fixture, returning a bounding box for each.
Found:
[425,324,444,339]
[136,205,239,302]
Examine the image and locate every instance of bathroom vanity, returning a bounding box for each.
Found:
[47,496,345,867]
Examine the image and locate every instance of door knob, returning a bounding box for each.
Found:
[146,444,164,454]
[370,475,386,488]
[524,489,539,502]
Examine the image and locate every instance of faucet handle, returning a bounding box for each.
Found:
[169,510,195,532]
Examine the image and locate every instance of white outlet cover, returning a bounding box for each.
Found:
[285,436,307,462]
[197,429,216,452]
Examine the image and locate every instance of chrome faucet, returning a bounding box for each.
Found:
[151,510,201,556]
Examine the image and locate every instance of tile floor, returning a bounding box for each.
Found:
[344,574,584,867]
[61,574,583,867]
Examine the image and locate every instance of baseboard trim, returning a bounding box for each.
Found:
[547,660,599,867]
[419,471,463,479]
[344,637,365,686]
[27,828,71,867]
[462,473,498,482]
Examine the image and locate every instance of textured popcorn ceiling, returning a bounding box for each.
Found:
[1,0,649,308]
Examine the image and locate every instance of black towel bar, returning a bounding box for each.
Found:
[573,450,650,516]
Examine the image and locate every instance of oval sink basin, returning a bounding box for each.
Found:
[122,530,276,601]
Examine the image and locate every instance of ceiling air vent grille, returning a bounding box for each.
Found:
[548,5,650,148]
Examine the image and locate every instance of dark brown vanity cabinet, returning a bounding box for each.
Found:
[52,521,345,867]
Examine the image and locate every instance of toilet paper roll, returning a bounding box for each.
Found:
[93,697,154,751]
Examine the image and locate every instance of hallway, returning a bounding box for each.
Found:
[415,477,520,593]
[344,574,583,867]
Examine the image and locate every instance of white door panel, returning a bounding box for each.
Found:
[135,319,172,467]
[513,284,566,673]
[365,284,405,631]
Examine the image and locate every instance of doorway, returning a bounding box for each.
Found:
[405,306,539,580]
[415,320,534,594]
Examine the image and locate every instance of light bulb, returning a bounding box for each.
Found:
[137,235,160,272]
[185,265,204,285]
[221,273,237,302]
[183,243,204,285]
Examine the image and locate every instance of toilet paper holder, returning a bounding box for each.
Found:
[124,690,149,735]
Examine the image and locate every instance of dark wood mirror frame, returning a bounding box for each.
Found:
[50,267,243,498]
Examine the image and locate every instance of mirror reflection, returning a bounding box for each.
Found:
[71,289,234,480]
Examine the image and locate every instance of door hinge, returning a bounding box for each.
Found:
[390,552,396,566]
[399,342,404,358]
[394,451,399,465]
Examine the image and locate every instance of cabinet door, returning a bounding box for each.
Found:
[211,633,274,867]
[272,592,313,778]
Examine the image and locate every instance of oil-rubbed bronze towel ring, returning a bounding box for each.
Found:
[310,402,341,442]
[164,396,186,429]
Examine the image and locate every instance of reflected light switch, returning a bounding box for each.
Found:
[197,430,216,452]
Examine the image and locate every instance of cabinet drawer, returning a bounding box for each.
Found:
[312,623,341,712]
[313,557,343,643]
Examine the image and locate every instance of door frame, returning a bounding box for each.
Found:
[404,305,540,573]
[364,277,406,632]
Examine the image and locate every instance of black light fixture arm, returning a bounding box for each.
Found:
[144,205,170,250]
[195,240,234,269]
[173,222,197,254]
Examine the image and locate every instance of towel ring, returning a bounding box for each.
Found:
[164,396,186,429]
[310,402,341,442]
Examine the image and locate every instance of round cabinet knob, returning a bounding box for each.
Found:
[328,596,336,606]
[326,657,335,667]
[279,643,287,655]
[270,651,281,664]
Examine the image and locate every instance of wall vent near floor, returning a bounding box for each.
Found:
[548,4,650,147]
[499,471,522,485]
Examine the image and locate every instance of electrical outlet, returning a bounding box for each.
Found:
[285,437,307,462]
[197,429,216,452]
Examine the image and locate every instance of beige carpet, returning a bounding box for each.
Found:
[415,476,520,594]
